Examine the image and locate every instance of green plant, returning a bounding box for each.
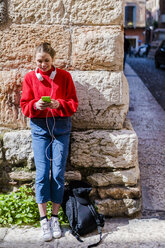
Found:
[0,185,68,227]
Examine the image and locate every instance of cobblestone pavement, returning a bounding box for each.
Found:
[127,57,165,110]
[0,63,165,248]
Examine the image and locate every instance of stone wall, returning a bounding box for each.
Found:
[0,0,141,217]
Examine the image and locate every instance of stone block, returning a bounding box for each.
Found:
[65,171,82,181]
[3,130,32,164]
[71,121,138,169]
[0,25,71,70]
[69,0,123,25]
[98,185,141,199]
[8,0,123,25]
[95,198,141,216]
[0,69,28,128]
[9,171,35,182]
[72,26,123,71]
[87,167,140,187]
[8,0,70,25]
[70,71,129,129]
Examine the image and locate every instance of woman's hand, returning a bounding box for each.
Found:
[35,99,51,110]
[49,99,60,109]
[35,99,60,110]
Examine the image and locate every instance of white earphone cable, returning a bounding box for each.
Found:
[39,67,62,162]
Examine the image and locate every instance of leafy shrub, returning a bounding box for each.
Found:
[0,185,68,227]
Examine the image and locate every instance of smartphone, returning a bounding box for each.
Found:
[41,96,51,103]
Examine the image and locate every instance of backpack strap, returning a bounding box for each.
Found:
[69,195,75,229]
[87,205,103,248]
[71,230,83,242]
[71,195,84,243]
[72,204,103,246]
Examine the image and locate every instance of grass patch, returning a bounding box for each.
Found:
[0,185,69,227]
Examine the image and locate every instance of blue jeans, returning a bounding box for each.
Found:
[30,117,71,204]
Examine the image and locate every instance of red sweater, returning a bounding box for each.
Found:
[20,67,78,118]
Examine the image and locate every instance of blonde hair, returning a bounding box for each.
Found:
[35,42,56,59]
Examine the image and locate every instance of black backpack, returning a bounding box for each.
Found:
[62,180,105,248]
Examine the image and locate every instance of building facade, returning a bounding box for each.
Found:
[146,0,159,26]
[159,0,165,28]
[124,0,146,51]
[146,0,165,57]
[146,0,165,29]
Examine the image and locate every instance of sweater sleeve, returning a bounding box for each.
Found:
[20,74,41,118]
[54,72,78,117]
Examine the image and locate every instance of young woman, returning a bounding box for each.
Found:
[20,42,78,241]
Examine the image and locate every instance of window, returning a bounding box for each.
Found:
[125,5,136,27]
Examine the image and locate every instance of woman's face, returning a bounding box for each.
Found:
[35,52,53,72]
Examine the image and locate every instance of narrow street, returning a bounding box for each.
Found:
[127,57,165,110]
[125,62,165,217]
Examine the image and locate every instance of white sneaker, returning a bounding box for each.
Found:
[40,218,53,242]
[50,217,62,238]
